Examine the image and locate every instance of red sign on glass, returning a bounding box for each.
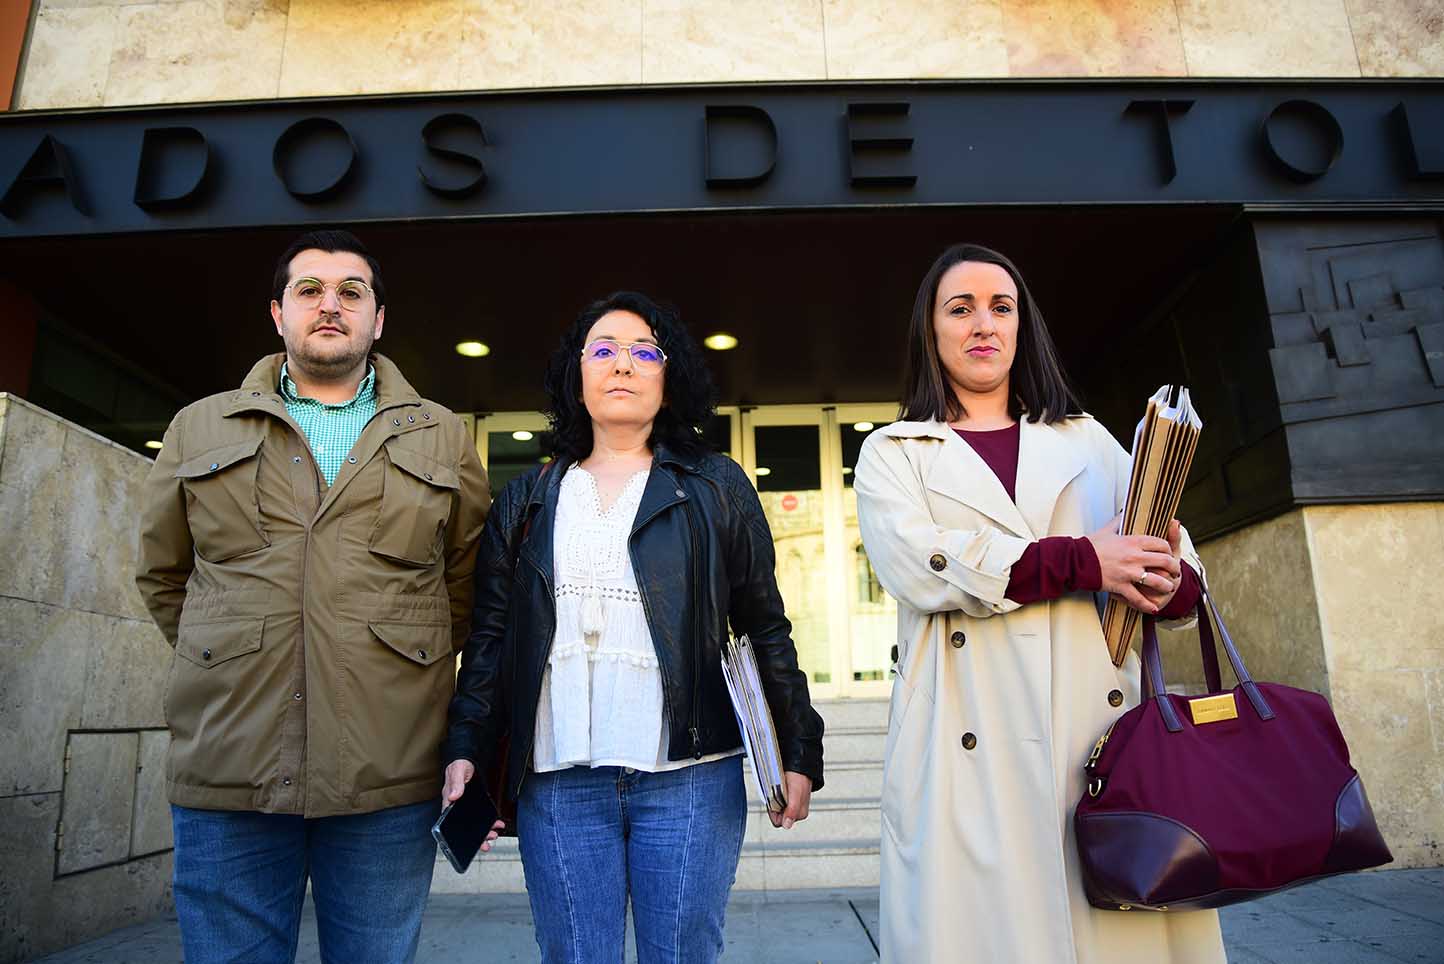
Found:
[781,494,799,511]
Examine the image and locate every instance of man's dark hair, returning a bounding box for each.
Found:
[271,229,386,308]
[898,242,1082,425]
[544,291,717,462]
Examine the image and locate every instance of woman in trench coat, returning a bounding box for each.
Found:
[854,243,1227,964]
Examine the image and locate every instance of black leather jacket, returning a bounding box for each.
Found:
[443,444,825,802]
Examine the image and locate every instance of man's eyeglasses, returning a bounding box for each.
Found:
[285,277,375,312]
[580,339,668,374]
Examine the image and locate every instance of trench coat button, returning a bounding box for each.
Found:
[408,415,416,423]
[1108,689,1124,707]
[950,631,966,648]
[890,644,899,664]
[417,649,428,660]
[201,648,212,660]
[393,418,402,426]
[929,553,947,572]
[961,732,977,750]
[209,462,220,471]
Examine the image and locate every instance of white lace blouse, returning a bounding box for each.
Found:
[532,465,738,773]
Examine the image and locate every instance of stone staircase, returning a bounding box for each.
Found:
[431,698,888,895]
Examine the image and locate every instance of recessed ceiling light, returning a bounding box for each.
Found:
[703,333,738,351]
[539,455,553,464]
[144,440,163,450]
[841,467,853,475]
[853,421,874,432]
[455,340,490,358]
[512,430,534,442]
[755,466,771,477]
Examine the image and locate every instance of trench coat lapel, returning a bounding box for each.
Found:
[1014,417,1087,539]
[903,422,1033,539]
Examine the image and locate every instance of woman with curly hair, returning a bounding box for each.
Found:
[442,291,825,963]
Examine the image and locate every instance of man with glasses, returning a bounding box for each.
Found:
[136,229,489,964]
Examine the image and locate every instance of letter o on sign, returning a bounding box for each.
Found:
[1262,100,1343,184]
[273,117,358,201]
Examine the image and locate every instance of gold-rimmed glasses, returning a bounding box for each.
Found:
[285,277,375,312]
[580,339,668,374]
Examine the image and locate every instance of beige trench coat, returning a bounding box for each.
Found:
[854,416,1226,964]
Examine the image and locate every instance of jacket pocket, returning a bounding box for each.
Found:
[368,443,459,567]
[348,619,453,794]
[175,437,269,563]
[166,616,272,790]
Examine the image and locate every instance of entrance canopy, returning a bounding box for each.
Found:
[2,203,1238,441]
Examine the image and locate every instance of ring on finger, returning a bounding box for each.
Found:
[1135,570,1148,586]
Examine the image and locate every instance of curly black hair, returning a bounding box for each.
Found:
[544,291,718,462]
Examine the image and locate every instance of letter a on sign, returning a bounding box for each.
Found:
[1,134,90,218]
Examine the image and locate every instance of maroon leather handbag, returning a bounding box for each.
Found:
[1074,592,1392,911]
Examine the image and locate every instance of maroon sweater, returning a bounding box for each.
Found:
[954,424,1200,616]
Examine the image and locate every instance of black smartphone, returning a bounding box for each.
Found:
[431,786,502,874]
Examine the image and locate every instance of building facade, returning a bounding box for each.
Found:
[1,1,1441,959]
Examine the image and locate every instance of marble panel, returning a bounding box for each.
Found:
[81,617,168,731]
[0,597,92,796]
[1304,503,1444,675]
[42,0,191,7]
[1345,0,1444,77]
[280,0,464,97]
[1329,668,1444,869]
[58,731,140,875]
[0,792,62,964]
[0,388,69,612]
[1176,0,1360,77]
[459,0,642,90]
[1001,0,1186,77]
[53,419,154,621]
[105,0,288,107]
[16,6,116,110]
[32,852,174,960]
[130,729,172,856]
[823,0,1007,79]
[642,0,826,83]
[1192,510,1329,696]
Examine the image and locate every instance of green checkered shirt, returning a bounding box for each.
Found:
[279,362,378,486]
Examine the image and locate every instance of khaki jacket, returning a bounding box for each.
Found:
[855,416,1225,964]
[136,354,489,818]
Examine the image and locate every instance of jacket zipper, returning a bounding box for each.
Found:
[681,496,703,759]
[1084,718,1119,773]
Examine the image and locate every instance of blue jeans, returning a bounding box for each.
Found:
[518,756,748,964]
[171,800,440,964]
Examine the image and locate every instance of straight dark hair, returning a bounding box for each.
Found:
[544,291,717,463]
[898,243,1081,424]
[271,229,387,308]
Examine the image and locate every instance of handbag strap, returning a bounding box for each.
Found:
[1141,590,1275,733]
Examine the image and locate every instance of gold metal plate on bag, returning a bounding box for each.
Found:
[1188,693,1238,725]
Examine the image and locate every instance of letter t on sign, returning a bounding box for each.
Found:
[1125,100,1195,185]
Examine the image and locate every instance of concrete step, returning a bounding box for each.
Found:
[811,698,890,731]
[744,797,879,846]
[815,726,887,764]
[735,840,881,890]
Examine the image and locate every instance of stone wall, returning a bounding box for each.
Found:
[16,0,1444,111]
[1188,503,1444,870]
[0,394,173,964]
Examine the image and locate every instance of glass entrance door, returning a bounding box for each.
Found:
[476,403,897,699]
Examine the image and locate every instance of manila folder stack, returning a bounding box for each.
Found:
[1101,385,1203,667]
[720,635,788,814]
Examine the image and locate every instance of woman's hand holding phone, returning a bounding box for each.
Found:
[442,759,505,852]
